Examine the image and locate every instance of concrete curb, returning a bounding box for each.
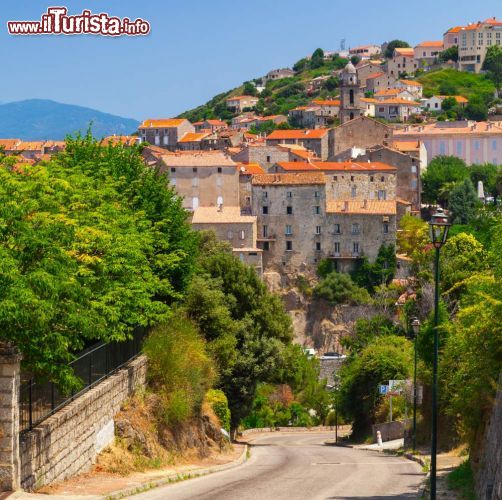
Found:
[104,444,249,499]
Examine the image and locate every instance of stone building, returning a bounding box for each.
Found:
[193,119,228,133]
[374,99,422,122]
[263,68,295,83]
[265,128,334,160]
[239,162,265,214]
[414,41,444,66]
[339,61,364,124]
[191,206,263,275]
[386,47,417,77]
[364,72,397,94]
[251,172,327,270]
[331,116,393,157]
[356,63,385,87]
[158,151,239,210]
[226,95,259,112]
[138,119,194,150]
[325,200,397,273]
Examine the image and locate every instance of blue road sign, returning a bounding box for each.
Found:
[379,385,389,395]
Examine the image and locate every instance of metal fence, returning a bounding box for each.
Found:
[19,328,146,433]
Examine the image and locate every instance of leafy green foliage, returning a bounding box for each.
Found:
[448,178,480,225]
[421,156,470,205]
[482,45,502,94]
[314,272,371,305]
[0,135,196,388]
[439,46,459,63]
[205,389,231,432]
[384,40,410,59]
[339,335,412,439]
[310,48,325,69]
[143,316,216,425]
[448,460,476,500]
[351,245,397,291]
[469,163,501,199]
[397,214,431,271]
[464,95,488,121]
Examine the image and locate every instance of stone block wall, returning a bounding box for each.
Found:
[19,355,147,491]
[372,418,411,443]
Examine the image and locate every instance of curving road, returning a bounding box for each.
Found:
[129,432,424,499]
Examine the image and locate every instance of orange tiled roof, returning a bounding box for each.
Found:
[276,161,320,171]
[416,41,443,48]
[375,89,403,97]
[0,139,21,150]
[394,121,502,136]
[445,26,464,34]
[366,72,385,80]
[266,129,329,140]
[205,119,227,126]
[326,200,397,215]
[361,97,379,103]
[226,95,258,101]
[393,141,420,152]
[251,172,326,186]
[178,132,211,143]
[378,99,422,106]
[312,99,341,106]
[437,95,468,104]
[314,161,397,172]
[139,119,187,128]
[238,162,265,175]
[399,79,423,87]
[161,150,236,167]
[394,47,414,57]
[289,149,318,160]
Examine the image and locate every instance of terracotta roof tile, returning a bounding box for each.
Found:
[139,118,188,128]
[178,132,211,143]
[276,161,320,171]
[415,41,443,48]
[312,99,341,106]
[398,79,423,87]
[314,161,397,172]
[252,172,326,186]
[238,162,265,175]
[160,151,236,167]
[266,129,329,140]
[326,200,397,215]
[394,48,414,57]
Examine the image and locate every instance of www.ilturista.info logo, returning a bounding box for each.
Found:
[7,7,150,36]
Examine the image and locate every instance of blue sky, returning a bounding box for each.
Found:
[0,1,500,120]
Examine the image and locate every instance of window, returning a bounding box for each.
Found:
[239,230,245,240]
[492,140,497,150]
[216,176,223,187]
[351,223,360,235]
[262,206,268,214]
[170,167,176,173]
[287,191,293,198]
[411,165,417,174]
[314,206,320,214]
[378,190,386,200]
[192,177,199,187]
[217,167,222,173]
[456,142,462,155]
[474,140,480,151]
[217,196,223,206]
[314,191,320,198]
[285,225,292,235]
[370,176,374,182]
[333,176,338,181]
[286,206,293,215]
[334,224,341,234]
[266,155,271,163]
[192,197,199,210]
[286,241,293,251]
[263,191,268,199]
[227,230,234,240]
[439,141,446,154]
[193,167,198,173]
[263,241,270,251]
[163,136,168,145]
[316,242,321,251]
[155,129,159,135]
[263,225,268,237]
[316,226,321,235]
[411,179,418,189]
[154,136,160,145]
[170,178,177,187]
[334,242,340,254]
[353,242,360,254]
[381,176,385,182]
[351,186,357,198]
[383,223,389,234]
[350,176,354,182]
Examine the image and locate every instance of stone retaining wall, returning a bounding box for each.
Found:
[19,355,147,490]
[372,419,411,443]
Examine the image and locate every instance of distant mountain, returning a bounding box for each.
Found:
[0,99,140,140]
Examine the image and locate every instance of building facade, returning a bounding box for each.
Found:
[138,119,194,150]
[386,47,417,76]
[339,62,364,124]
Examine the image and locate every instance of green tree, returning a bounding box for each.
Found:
[441,96,458,112]
[469,163,501,199]
[310,48,325,69]
[293,58,308,72]
[350,55,361,66]
[314,272,371,305]
[351,244,397,291]
[464,95,488,121]
[421,156,470,205]
[243,81,257,96]
[439,46,459,63]
[324,76,339,91]
[339,336,412,439]
[482,45,502,97]
[449,178,480,225]
[0,137,196,388]
[384,40,410,59]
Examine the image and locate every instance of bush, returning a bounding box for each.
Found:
[205,389,231,432]
[314,272,371,305]
[143,315,216,426]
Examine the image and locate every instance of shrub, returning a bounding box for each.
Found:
[205,389,231,432]
[143,315,216,426]
[314,272,371,305]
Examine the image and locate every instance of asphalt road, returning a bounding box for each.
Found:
[129,432,424,500]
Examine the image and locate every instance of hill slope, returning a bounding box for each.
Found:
[0,99,140,140]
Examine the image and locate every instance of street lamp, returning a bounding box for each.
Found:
[411,317,421,452]
[332,373,341,444]
[428,208,450,500]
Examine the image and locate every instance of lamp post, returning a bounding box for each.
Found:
[411,317,421,452]
[428,208,450,500]
[332,373,341,444]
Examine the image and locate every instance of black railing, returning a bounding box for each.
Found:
[19,328,146,433]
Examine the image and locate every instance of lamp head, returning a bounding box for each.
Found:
[429,207,450,248]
